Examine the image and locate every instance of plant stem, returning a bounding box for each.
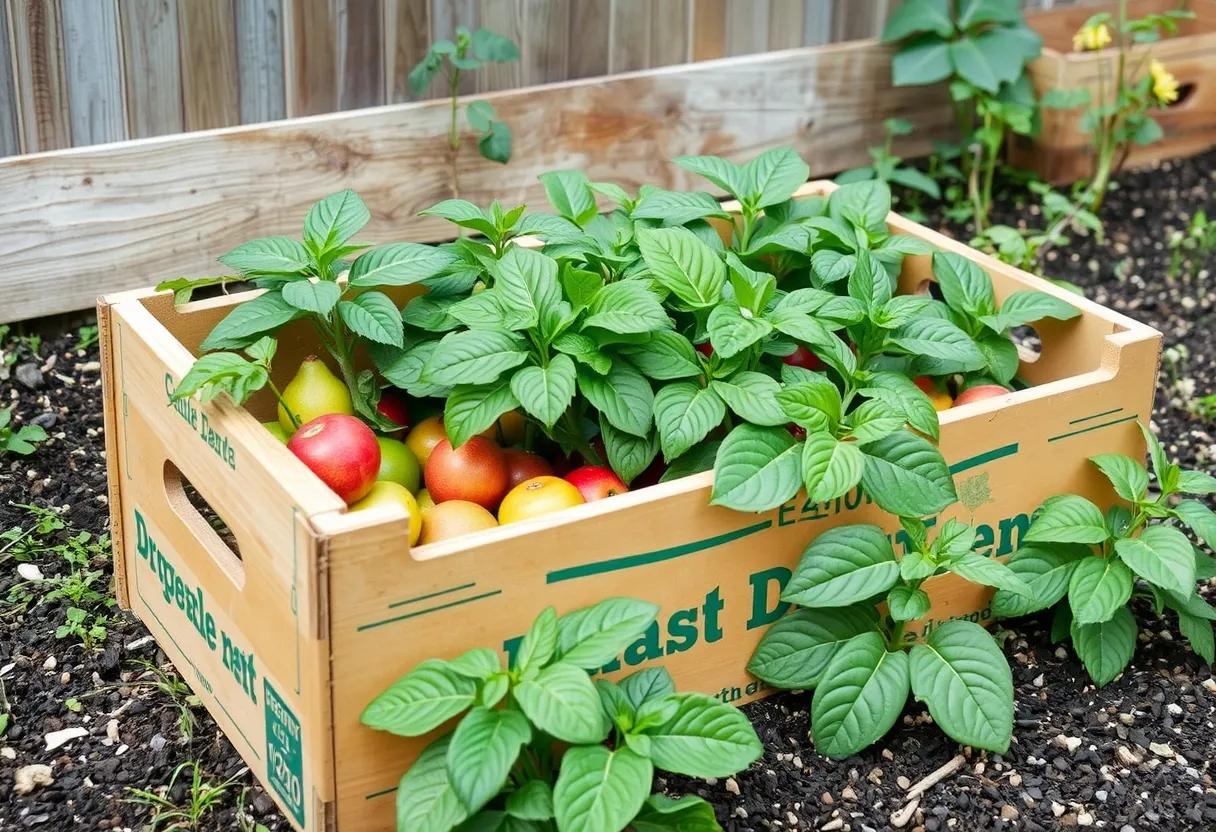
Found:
[266,379,301,429]
[888,619,907,651]
[448,69,463,202]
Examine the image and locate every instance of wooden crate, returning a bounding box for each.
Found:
[1012,0,1216,183]
[99,183,1161,832]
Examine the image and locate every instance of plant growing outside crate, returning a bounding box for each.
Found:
[882,0,1043,231]
[362,597,762,832]
[991,423,1216,685]
[835,118,942,204]
[408,26,520,198]
[1167,209,1216,282]
[0,406,46,457]
[748,518,1020,757]
[971,180,1104,270]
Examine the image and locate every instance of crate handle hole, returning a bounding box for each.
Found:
[1168,82,1196,108]
[163,461,246,588]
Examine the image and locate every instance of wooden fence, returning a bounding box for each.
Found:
[2,0,1089,159]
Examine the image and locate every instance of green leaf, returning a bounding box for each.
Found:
[553,746,652,832]
[421,200,498,238]
[889,317,985,371]
[507,781,554,821]
[1068,557,1133,625]
[472,27,520,61]
[495,247,561,330]
[981,290,1080,331]
[948,37,999,92]
[748,606,879,689]
[304,189,369,250]
[619,668,676,712]
[584,281,671,334]
[643,693,762,777]
[1025,495,1109,545]
[514,662,607,744]
[882,0,952,40]
[933,251,995,316]
[637,227,727,308]
[557,598,660,669]
[892,36,952,87]
[445,381,519,448]
[888,585,932,622]
[630,795,720,832]
[1178,470,1216,495]
[478,120,512,164]
[782,524,899,608]
[1114,525,1196,596]
[338,292,404,347]
[991,544,1086,618]
[510,355,576,430]
[601,419,661,484]
[909,620,1013,753]
[710,424,802,511]
[744,147,810,207]
[1175,499,1216,549]
[847,249,893,313]
[711,372,786,427]
[395,736,469,832]
[281,279,341,315]
[619,331,700,381]
[776,378,841,432]
[1090,454,1149,503]
[200,291,304,350]
[539,170,598,226]
[447,707,532,813]
[424,330,529,386]
[348,243,457,287]
[860,372,940,440]
[673,155,749,201]
[800,433,865,503]
[974,329,1020,386]
[811,632,911,759]
[633,188,730,225]
[577,364,654,438]
[170,352,266,405]
[707,304,773,358]
[653,383,726,462]
[860,431,957,517]
[1041,87,1092,109]
[1071,605,1137,686]
[446,648,501,680]
[846,399,906,445]
[950,552,1032,595]
[361,659,476,736]
[218,237,311,275]
[1178,609,1215,664]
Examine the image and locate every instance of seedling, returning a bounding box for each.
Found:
[363,597,762,832]
[993,423,1216,685]
[76,324,99,351]
[750,518,1019,757]
[0,503,66,563]
[0,406,46,457]
[124,760,241,831]
[1167,209,1216,282]
[835,118,941,202]
[971,181,1104,270]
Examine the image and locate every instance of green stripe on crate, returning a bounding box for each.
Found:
[1048,413,1138,443]
[388,581,478,609]
[1069,407,1124,425]
[365,787,397,800]
[545,519,773,585]
[357,589,503,632]
[948,443,1019,475]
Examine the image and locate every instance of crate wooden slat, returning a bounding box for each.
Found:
[100,182,1161,832]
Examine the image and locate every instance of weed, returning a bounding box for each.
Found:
[76,324,99,351]
[0,407,46,457]
[1167,209,1216,282]
[125,761,240,831]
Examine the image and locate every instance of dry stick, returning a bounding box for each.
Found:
[905,753,966,802]
[889,796,920,829]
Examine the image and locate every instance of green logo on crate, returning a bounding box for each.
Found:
[264,680,305,827]
[165,373,237,470]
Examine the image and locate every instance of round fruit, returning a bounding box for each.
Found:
[416,489,435,511]
[565,466,629,502]
[913,376,954,412]
[350,481,421,545]
[376,437,421,493]
[278,357,353,431]
[263,421,291,443]
[498,476,585,524]
[287,414,380,504]
[953,384,1011,407]
[782,345,822,371]
[425,437,510,510]
[497,410,527,446]
[503,449,555,489]
[376,391,412,436]
[405,415,447,466]
[419,500,498,545]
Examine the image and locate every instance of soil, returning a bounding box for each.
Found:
[0,150,1214,832]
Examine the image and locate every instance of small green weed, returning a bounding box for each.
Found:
[1168,209,1216,282]
[0,407,46,456]
[125,761,240,831]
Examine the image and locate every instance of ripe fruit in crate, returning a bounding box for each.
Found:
[953,384,1011,407]
[405,415,447,466]
[425,437,509,510]
[782,344,822,371]
[376,437,421,493]
[481,410,527,446]
[416,489,435,511]
[277,357,353,431]
[376,391,412,436]
[263,422,290,443]
[350,481,421,545]
[288,414,380,504]
[913,376,954,412]
[419,500,498,544]
[498,476,585,524]
[502,449,555,489]
[565,465,628,502]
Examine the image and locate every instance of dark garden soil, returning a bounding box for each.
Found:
[0,150,1214,832]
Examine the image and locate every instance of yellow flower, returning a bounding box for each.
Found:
[1072,22,1112,52]
[1150,59,1180,104]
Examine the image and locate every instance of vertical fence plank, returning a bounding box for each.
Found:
[431,0,478,92]
[523,0,569,84]
[386,0,431,101]
[691,0,725,60]
[833,0,888,40]
[650,0,690,67]
[803,0,833,45]
[567,0,610,78]
[8,0,70,152]
[609,0,651,72]
[478,0,526,91]
[725,0,769,55]
[767,0,804,49]
[338,0,385,108]
[0,1,22,156]
[178,0,240,130]
[61,0,126,147]
[284,0,337,116]
[235,0,287,124]
[119,0,184,139]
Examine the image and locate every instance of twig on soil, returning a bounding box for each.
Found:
[905,753,966,801]
[889,796,920,828]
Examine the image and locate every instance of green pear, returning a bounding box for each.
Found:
[277,356,353,431]
[263,421,291,443]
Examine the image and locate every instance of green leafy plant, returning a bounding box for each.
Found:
[749,518,1019,757]
[409,26,520,197]
[0,406,46,456]
[0,503,66,563]
[835,118,942,203]
[363,597,762,832]
[1167,208,1216,282]
[76,324,99,351]
[992,423,1216,685]
[1043,3,1193,211]
[882,0,1043,231]
[124,760,241,831]
[971,180,1104,270]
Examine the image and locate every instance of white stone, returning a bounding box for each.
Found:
[14,764,53,795]
[16,563,43,582]
[44,726,87,751]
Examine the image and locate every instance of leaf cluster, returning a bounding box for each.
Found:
[836,118,941,201]
[0,406,46,456]
[362,598,762,832]
[993,423,1216,685]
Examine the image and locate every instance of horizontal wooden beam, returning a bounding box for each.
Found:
[0,40,954,323]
